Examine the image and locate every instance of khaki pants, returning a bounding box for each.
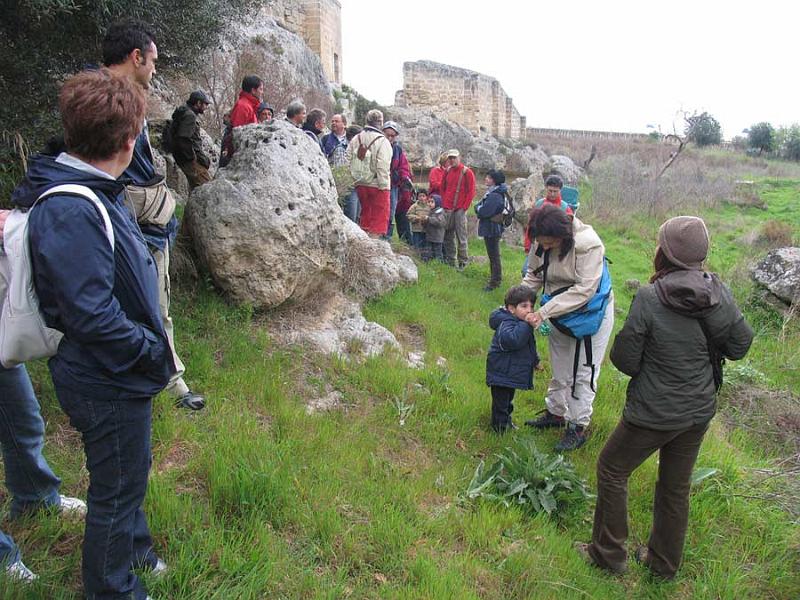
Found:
[544,296,614,426]
[588,419,710,578]
[443,209,468,267]
[179,160,212,191]
[151,246,188,397]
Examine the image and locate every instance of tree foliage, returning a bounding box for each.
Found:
[684,111,722,147]
[0,0,261,146]
[747,122,775,155]
[780,125,800,161]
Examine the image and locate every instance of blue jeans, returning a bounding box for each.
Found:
[0,364,61,518]
[385,187,399,238]
[343,190,360,223]
[522,249,531,278]
[56,386,156,600]
[411,231,426,248]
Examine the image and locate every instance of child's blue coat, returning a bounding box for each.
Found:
[485,308,539,389]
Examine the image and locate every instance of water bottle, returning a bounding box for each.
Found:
[538,321,551,336]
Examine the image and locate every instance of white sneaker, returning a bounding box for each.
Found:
[151,557,168,578]
[58,495,87,518]
[6,559,38,582]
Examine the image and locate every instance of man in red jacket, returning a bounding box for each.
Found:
[440,149,476,268]
[229,75,264,128]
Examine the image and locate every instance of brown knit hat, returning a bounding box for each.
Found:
[657,216,709,270]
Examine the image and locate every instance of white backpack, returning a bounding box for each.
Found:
[0,184,114,367]
[349,131,385,185]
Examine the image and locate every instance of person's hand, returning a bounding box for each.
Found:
[526,311,543,329]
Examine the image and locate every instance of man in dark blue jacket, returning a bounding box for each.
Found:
[103,20,205,411]
[12,69,173,600]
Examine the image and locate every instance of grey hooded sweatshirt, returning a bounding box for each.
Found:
[610,270,753,430]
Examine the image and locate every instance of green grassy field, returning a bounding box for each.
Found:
[1,182,798,599]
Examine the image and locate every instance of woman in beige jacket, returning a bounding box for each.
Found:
[522,204,614,451]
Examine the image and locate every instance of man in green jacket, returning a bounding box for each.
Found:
[171,90,212,190]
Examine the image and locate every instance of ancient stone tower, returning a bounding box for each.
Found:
[266,0,343,84]
[395,60,526,140]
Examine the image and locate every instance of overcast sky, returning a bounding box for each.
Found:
[341,0,797,139]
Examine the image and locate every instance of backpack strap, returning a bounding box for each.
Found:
[453,165,466,206]
[37,184,115,249]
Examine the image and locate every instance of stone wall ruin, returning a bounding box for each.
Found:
[395,60,527,141]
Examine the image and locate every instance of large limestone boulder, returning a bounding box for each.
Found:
[547,155,583,185]
[388,106,549,176]
[185,119,416,315]
[752,247,800,305]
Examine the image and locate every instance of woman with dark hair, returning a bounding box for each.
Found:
[474,169,508,291]
[522,204,613,451]
[579,216,753,579]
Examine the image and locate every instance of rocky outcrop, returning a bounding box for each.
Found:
[185,119,417,358]
[547,155,583,186]
[752,247,800,305]
[387,106,549,175]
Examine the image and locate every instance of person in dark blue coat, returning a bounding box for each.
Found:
[474,169,508,291]
[12,69,174,600]
[485,285,540,432]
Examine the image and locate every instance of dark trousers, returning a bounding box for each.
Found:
[411,231,426,249]
[490,386,515,431]
[395,210,412,244]
[588,419,709,579]
[484,236,502,287]
[424,241,444,262]
[56,386,157,600]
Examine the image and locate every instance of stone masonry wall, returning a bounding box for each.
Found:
[265,0,342,84]
[396,60,526,141]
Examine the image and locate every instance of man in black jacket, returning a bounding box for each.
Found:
[171,90,212,190]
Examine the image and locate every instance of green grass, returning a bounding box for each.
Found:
[1,181,799,599]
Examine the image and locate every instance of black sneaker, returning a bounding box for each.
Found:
[176,391,205,410]
[525,409,566,429]
[555,423,588,452]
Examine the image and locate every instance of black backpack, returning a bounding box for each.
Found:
[490,192,516,227]
[161,118,175,153]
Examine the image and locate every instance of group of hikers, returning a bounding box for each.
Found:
[0,17,758,600]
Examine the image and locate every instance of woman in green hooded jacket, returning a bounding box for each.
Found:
[579,216,754,580]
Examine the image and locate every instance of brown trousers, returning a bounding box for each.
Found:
[588,419,709,578]
[179,160,212,191]
[443,209,469,267]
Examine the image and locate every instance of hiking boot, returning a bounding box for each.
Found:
[5,559,38,583]
[634,545,675,580]
[555,423,588,452]
[491,421,517,434]
[58,495,87,518]
[483,284,499,292]
[525,409,566,429]
[575,542,627,575]
[176,391,205,411]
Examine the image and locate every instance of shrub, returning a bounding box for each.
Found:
[463,438,592,518]
[759,220,794,248]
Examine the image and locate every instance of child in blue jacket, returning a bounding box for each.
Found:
[486,285,540,432]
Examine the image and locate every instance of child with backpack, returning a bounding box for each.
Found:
[406,188,430,249]
[423,194,446,261]
[485,285,540,433]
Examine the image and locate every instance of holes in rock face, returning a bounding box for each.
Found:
[279,142,287,149]
[307,166,315,174]
[319,178,326,187]
[288,202,296,211]
[262,137,270,143]
[274,207,282,215]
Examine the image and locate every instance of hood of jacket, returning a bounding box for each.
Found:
[11,153,125,209]
[489,307,517,330]
[653,269,722,317]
